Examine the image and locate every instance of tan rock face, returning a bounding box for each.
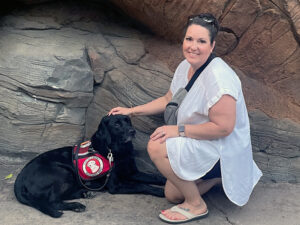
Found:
[111,0,226,42]
[111,0,300,123]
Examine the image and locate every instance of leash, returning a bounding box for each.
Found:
[73,143,114,191]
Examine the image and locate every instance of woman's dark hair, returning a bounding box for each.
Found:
[183,13,220,44]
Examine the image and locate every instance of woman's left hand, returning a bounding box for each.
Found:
[150,125,179,144]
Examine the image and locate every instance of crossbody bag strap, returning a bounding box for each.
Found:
[185,53,215,92]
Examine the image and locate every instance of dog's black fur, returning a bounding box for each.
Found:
[14,115,166,218]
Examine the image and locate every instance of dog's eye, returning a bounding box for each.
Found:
[115,122,121,127]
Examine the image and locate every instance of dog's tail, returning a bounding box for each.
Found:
[14,175,63,218]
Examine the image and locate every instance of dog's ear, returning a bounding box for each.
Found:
[97,116,111,146]
[91,116,112,150]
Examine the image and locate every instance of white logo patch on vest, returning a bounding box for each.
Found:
[82,156,104,177]
[73,141,112,180]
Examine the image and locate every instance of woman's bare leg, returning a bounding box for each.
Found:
[197,178,222,195]
[165,178,222,204]
[147,140,207,220]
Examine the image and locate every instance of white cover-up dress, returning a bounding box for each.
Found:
[166,57,262,206]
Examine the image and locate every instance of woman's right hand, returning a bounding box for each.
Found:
[108,107,133,116]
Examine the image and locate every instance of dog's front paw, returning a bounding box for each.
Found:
[72,202,86,213]
[83,191,97,199]
[50,210,64,218]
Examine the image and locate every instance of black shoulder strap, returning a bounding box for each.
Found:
[185,53,215,92]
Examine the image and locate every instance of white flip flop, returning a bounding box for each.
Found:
[159,205,209,224]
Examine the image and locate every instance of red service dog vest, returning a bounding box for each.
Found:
[73,141,112,180]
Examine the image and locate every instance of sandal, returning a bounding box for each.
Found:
[159,205,209,224]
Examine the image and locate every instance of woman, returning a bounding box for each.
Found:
[109,13,262,224]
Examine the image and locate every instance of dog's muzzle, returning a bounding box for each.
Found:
[124,128,136,143]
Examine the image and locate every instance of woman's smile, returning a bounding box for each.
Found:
[187,51,200,57]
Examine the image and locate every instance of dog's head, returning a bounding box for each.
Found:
[91,115,136,149]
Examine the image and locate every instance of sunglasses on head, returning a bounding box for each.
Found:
[188,15,215,24]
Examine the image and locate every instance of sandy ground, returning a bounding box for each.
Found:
[0,161,299,225]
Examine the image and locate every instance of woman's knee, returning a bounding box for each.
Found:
[147,140,163,161]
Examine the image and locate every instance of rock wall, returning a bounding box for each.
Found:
[0,4,95,154]
[110,0,300,124]
[0,1,299,183]
[0,2,172,172]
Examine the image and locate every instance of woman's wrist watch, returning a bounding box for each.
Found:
[178,125,185,137]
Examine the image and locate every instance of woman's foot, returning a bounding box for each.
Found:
[161,202,207,221]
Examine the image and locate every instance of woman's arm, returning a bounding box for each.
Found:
[150,94,236,143]
[109,90,172,116]
[185,94,236,140]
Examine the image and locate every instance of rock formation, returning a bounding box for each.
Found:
[0,0,299,183]
[110,0,300,123]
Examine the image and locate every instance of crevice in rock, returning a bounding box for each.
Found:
[0,109,15,121]
[137,64,171,81]
[219,0,239,23]
[100,67,116,84]
[219,26,239,55]
[41,102,48,137]
[102,34,119,56]
[103,34,145,65]
[267,0,290,18]
[21,27,61,31]
[270,75,290,85]
[269,48,299,85]
[267,0,300,46]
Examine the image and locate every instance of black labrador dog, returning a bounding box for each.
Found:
[14,115,166,218]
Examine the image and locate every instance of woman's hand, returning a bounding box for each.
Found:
[108,107,133,116]
[150,125,179,144]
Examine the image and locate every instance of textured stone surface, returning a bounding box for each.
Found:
[110,0,300,124]
[0,4,96,153]
[85,41,172,172]
[250,110,300,183]
[0,2,173,172]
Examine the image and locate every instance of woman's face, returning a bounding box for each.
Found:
[182,24,215,69]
